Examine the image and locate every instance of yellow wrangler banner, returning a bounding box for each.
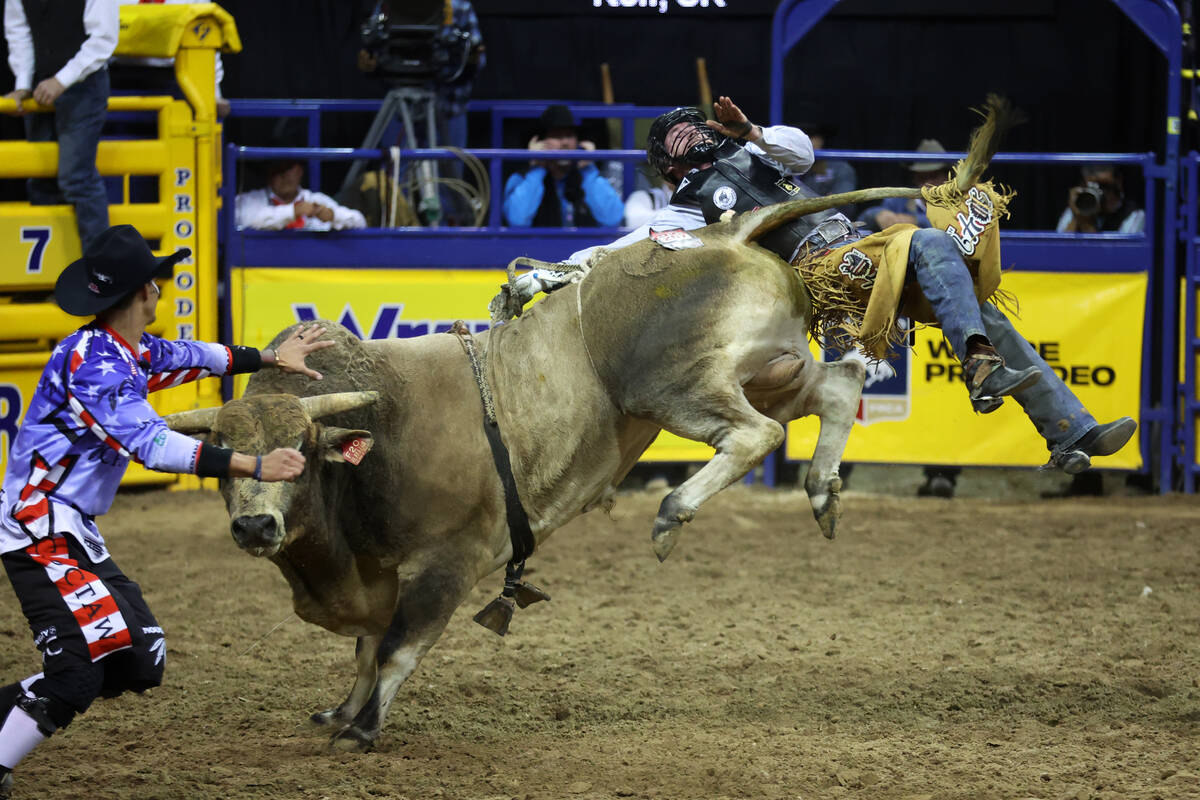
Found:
[786,271,1146,468]
[230,267,712,461]
[232,269,1143,469]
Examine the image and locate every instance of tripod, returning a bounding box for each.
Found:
[341,86,443,226]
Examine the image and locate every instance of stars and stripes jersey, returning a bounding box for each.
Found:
[0,324,243,559]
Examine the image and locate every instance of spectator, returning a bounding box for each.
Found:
[236,160,367,231]
[112,0,229,119]
[624,178,675,228]
[503,104,624,227]
[0,225,328,799]
[3,0,118,250]
[800,122,857,217]
[1056,163,1145,234]
[1045,163,1145,497]
[857,138,948,233]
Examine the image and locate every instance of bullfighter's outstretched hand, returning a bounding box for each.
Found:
[265,323,336,380]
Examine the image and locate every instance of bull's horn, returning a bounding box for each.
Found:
[299,391,380,420]
[163,406,220,433]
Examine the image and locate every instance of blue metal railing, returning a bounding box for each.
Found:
[1183,153,1200,491]
[227,98,674,200]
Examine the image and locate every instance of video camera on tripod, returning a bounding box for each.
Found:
[343,1,482,225]
[360,0,474,89]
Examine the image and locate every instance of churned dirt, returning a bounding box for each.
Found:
[0,484,1197,800]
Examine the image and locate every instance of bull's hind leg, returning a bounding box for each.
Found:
[330,563,474,752]
[310,635,380,728]
[648,389,785,562]
[763,358,864,539]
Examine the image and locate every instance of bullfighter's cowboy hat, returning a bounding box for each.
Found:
[55,224,191,316]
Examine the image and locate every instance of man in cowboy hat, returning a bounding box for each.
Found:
[0,224,331,798]
[856,138,949,232]
[502,104,623,228]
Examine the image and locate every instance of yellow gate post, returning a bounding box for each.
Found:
[0,4,241,487]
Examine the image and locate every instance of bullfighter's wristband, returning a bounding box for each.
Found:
[230,345,263,373]
[196,444,233,479]
[253,455,263,480]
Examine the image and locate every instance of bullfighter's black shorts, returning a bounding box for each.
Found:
[1,534,165,729]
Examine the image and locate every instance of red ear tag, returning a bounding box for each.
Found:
[341,436,372,465]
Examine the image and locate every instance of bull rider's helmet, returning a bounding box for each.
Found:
[646,106,722,180]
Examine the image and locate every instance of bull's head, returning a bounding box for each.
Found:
[165,391,379,557]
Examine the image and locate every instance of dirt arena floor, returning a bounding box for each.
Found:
[1,480,1197,800]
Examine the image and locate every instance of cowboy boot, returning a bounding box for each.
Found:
[963,342,1041,409]
[1042,416,1137,474]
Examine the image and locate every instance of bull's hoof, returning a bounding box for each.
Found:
[651,494,695,561]
[808,476,842,540]
[310,708,347,727]
[330,725,376,753]
[651,523,680,562]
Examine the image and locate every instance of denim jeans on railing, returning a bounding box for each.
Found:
[24,68,110,250]
[980,303,1096,451]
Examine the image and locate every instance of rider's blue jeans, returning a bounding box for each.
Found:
[907,227,1096,451]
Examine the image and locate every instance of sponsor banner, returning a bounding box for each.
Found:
[230,267,714,462]
[786,271,1146,468]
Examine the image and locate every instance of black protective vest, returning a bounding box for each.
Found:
[22,0,88,83]
[670,139,845,261]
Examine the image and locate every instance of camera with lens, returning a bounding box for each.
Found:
[1073,181,1105,216]
[361,1,472,89]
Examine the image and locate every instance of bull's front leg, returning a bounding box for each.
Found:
[330,563,476,752]
[310,634,380,729]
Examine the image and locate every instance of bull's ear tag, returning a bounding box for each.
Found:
[341,436,372,465]
[649,227,704,250]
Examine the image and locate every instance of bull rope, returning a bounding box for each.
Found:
[449,322,550,636]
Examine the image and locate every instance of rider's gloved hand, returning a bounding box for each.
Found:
[511,269,573,303]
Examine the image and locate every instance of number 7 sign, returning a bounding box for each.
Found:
[20,226,52,274]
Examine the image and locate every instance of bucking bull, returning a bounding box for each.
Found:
[165,133,1005,749]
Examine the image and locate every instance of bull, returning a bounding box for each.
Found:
[166,190,910,751]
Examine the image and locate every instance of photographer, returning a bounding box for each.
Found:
[1056,164,1145,234]
[503,104,624,228]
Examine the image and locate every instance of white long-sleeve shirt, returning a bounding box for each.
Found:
[235,188,367,232]
[569,125,815,263]
[4,0,119,91]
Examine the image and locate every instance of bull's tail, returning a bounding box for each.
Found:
[729,186,922,248]
[731,93,1023,248]
[946,94,1025,196]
